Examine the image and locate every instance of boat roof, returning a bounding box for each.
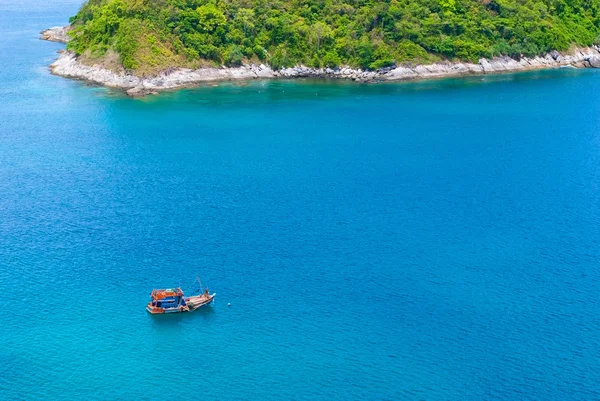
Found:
[151,288,184,299]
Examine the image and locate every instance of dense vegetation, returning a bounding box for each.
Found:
[68,0,600,75]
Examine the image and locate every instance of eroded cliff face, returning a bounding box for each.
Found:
[42,27,600,97]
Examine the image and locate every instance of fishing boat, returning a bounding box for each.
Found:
[146,278,215,314]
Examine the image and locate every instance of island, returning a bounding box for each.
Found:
[42,0,600,96]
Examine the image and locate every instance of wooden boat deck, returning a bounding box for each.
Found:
[186,293,215,310]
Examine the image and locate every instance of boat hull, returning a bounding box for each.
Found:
[145,305,188,314]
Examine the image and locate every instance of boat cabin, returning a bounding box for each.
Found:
[146,288,189,314]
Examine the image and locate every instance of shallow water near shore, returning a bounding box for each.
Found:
[3,1,600,400]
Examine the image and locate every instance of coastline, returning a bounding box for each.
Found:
[42,26,600,97]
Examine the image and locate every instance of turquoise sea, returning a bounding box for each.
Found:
[2,1,600,400]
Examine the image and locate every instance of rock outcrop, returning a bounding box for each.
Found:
[42,26,600,97]
[586,55,600,68]
[40,26,71,43]
[49,51,277,91]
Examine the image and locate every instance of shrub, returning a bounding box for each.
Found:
[225,45,244,66]
[269,46,292,69]
[322,51,342,67]
[253,45,267,60]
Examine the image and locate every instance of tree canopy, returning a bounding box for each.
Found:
[68,0,600,75]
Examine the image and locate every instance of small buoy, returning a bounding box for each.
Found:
[228,303,231,307]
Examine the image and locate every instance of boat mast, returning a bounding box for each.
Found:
[196,276,204,293]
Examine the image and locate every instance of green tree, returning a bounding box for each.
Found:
[310,21,332,53]
[235,8,255,36]
[196,4,226,33]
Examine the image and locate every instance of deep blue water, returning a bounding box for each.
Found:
[2,1,600,400]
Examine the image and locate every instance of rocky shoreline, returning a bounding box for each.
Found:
[42,26,600,97]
